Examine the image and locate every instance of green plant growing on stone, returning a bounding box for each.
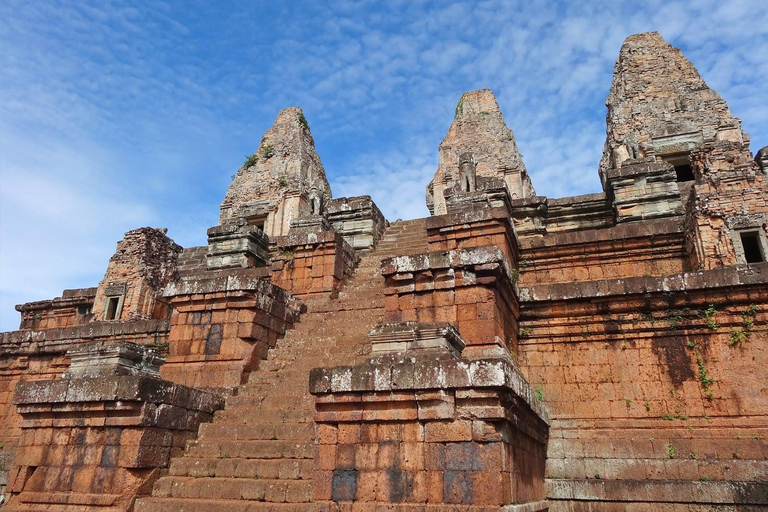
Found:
[667,443,676,459]
[665,309,684,327]
[260,144,275,159]
[454,92,468,118]
[700,476,710,482]
[534,386,544,401]
[625,398,632,406]
[728,304,758,347]
[298,112,309,130]
[645,402,651,411]
[697,354,714,389]
[148,342,169,352]
[703,304,719,330]
[278,178,288,187]
[520,327,533,338]
[244,153,259,168]
[728,329,747,347]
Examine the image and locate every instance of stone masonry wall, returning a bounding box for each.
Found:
[686,141,768,270]
[310,347,549,509]
[518,217,688,287]
[517,264,768,509]
[161,270,304,394]
[271,230,359,300]
[4,373,222,511]
[92,227,181,322]
[381,247,519,356]
[0,320,169,499]
[16,288,96,330]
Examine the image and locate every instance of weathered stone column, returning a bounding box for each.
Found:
[309,322,549,510]
[3,341,223,511]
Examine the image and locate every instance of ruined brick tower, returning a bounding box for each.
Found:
[1,32,766,511]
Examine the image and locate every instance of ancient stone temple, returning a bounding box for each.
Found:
[1,32,766,511]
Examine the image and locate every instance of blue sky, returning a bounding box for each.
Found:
[1,0,767,331]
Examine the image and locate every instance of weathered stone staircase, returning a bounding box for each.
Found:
[135,219,427,511]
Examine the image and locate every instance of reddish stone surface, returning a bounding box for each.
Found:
[310,354,548,508]
[161,270,304,394]
[271,230,359,300]
[3,374,222,511]
[2,31,768,512]
[381,246,519,354]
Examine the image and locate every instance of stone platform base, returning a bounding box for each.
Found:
[315,502,549,512]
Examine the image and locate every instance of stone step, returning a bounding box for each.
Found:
[198,421,313,441]
[169,457,313,480]
[144,475,312,501]
[186,439,313,459]
[136,497,314,512]
[213,408,313,425]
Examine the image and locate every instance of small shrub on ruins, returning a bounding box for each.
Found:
[520,327,533,337]
[260,144,275,159]
[702,304,718,330]
[534,386,544,401]
[697,356,714,389]
[278,178,288,187]
[298,112,309,130]
[728,329,747,347]
[644,402,651,411]
[667,443,675,459]
[244,153,259,168]
[728,304,758,347]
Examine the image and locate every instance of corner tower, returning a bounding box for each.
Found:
[599,31,749,183]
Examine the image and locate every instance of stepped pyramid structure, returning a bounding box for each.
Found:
[1,32,767,511]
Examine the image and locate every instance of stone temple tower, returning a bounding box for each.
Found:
[427,89,535,215]
[219,107,332,238]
